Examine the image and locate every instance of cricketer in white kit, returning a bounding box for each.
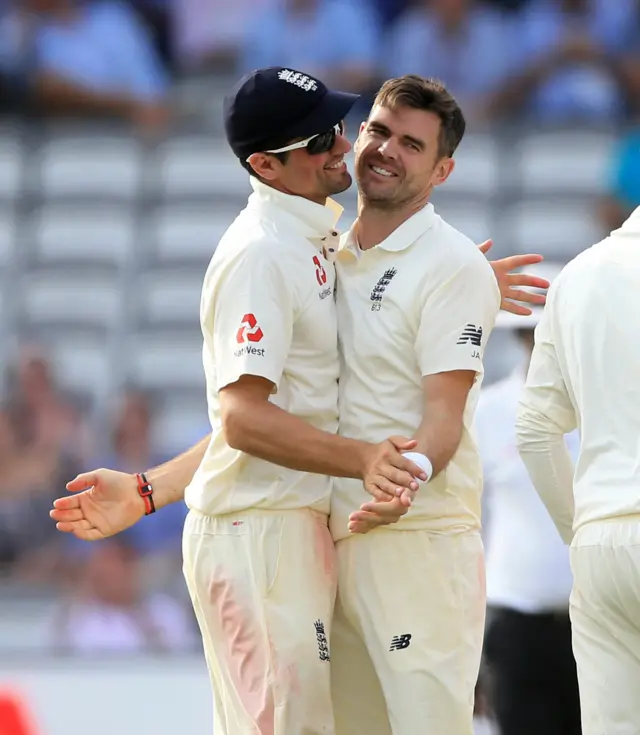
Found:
[516,206,640,735]
[327,76,501,735]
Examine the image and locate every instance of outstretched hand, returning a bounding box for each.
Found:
[50,469,145,541]
[478,239,549,316]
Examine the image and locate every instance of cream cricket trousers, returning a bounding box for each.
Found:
[331,528,486,735]
[570,518,640,735]
[182,508,337,735]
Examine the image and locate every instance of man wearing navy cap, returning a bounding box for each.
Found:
[52,67,546,733]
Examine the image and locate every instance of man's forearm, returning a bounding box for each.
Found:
[516,415,575,544]
[225,401,369,479]
[412,417,462,478]
[146,434,211,510]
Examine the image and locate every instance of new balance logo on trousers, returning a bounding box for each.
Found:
[389,634,412,651]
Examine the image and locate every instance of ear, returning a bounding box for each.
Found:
[432,157,455,188]
[246,153,282,181]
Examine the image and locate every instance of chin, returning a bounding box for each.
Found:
[327,172,353,196]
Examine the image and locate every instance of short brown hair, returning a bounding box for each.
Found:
[373,75,466,158]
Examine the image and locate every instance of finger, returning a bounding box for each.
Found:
[495,253,543,270]
[477,239,492,254]
[349,511,387,525]
[506,288,546,305]
[348,511,401,531]
[377,465,419,490]
[506,274,549,290]
[50,508,85,523]
[52,495,81,510]
[66,472,98,492]
[392,457,428,482]
[374,476,411,498]
[55,518,93,532]
[387,436,417,452]
[348,520,379,534]
[365,480,397,502]
[357,500,408,519]
[500,300,533,316]
[398,487,415,507]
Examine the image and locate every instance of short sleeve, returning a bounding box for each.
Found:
[415,257,500,377]
[204,246,295,392]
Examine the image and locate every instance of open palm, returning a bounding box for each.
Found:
[50,469,145,541]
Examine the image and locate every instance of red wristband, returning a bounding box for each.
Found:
[136,472,155,516]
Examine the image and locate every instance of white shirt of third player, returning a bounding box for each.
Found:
[330,202,501,541]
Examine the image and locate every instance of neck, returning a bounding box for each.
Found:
[355,192,430,250]
[265,179,327,207]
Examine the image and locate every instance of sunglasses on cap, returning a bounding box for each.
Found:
[264,121,344,156]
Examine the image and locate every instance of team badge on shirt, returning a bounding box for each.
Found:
[370,268,397,311]
[234,313,265,357]
[313,255,332,300]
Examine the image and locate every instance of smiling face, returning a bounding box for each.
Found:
[247,124,353,204]
[354,76,465,212]
[355,104,454,210]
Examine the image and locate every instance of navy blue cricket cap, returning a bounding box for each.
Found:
[223,66,360,161]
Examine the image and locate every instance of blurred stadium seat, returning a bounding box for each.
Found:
[125,329,205,391]
[18,272,123,330]
[136,268,203,326]
[155,137,250,198]
[503,198,601,258]
[0,133,23,200]
[514,129,615,196]
[146,203,237,264]
[27,204,135,269]
[36,135,143,199]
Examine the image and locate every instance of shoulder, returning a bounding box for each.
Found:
[426,215,497,283]
[203,213,284,291]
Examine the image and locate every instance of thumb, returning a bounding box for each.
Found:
[66,471,99,493]
[477,239,492,255]
[388,436,417,452]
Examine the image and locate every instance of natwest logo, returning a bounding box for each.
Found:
[236,313,264,344]
[313,255,327,286]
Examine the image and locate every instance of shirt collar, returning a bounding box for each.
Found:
[249,178,343,249]
[338,203,436,261]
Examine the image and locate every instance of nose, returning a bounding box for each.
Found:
[377,138,398,159]
[334,130,352,155]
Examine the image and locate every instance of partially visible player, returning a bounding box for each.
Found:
[516,208,640,735]
[476,263,581,735]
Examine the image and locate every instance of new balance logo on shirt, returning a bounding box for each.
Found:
[389,633,412,651]
[457,324,483,346]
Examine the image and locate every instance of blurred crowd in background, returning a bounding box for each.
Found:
[0,0,639,679]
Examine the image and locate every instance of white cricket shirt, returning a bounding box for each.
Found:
[185,178,342,517]
[330,203,501,541]
[516,208,640,545]
[477,367,576,612]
